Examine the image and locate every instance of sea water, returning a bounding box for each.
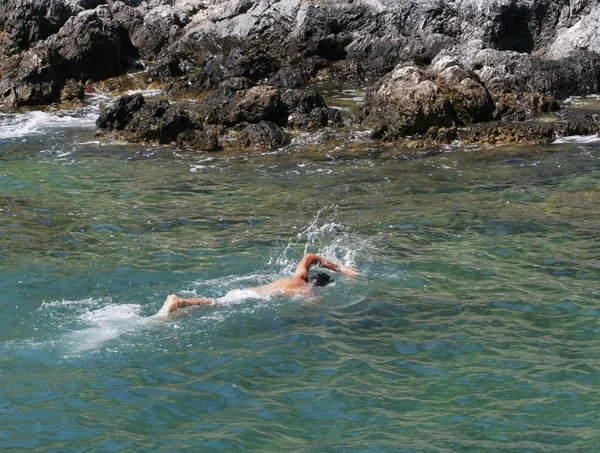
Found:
[1,97,600,452]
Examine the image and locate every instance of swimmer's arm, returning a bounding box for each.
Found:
[296,254,359,278]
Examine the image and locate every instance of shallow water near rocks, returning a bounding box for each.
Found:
[1,103,600,452]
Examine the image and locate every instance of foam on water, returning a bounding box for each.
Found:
[0,109,98,140]
[66,303,156,353]
[65,305,149,353]
[38,298,158,354]
[125,89,163,97]
[563,94,600,104]
[553,134,600,144]
[0,91,124,142]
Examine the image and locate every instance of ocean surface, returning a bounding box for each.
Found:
[1,92,600,452]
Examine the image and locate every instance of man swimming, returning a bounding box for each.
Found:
[155,253,359,317]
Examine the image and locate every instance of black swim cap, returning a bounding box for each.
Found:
[309,272,334,287]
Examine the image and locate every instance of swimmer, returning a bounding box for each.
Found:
[155,253,359,317]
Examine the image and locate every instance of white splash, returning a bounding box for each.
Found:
[64,303,155,353]
[553,135,600,144]
[217,288,264,305]
[563,94,600,104]
[271,206,366,275]
[125,89,163,97]
[0,109,98,140]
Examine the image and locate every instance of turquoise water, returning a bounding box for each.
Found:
[1,108,600,452]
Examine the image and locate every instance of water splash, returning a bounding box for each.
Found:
[38,298,158,354]
[553,135,600,144]
[0,110,99,140]
[271,206,366,275]
[65,303,157,353]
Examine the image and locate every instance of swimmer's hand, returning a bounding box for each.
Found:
[338,265,359,278]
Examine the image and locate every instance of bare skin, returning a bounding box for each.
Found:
[155,253,359,317]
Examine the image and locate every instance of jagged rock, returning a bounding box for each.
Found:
[281,88,330,129]
[176,126,223,152]
[0,0,77,57]
[0,47,60,106]
[3,0,600,148]
[123,100,194,144]
[59,79,85,102]
[545,3,600,59]
[288,108,329,130]
[434,44,600,99]
[111,2,200,59]
[267,57,330,89]
[228,121,289,150]
[45,7,137,81]
[203,83,341,131]
[96,93,145,130]
[432,58,495,125]
[96,95,195,144]
[361,63,494,140]
[204,77,256,106]
[206,85,287,126]
[148,52,199,83]
[493,92,560,122]
[281,89,328,114]
[466,113,600,145]
[326,107,359,128]
[0,5,137,107]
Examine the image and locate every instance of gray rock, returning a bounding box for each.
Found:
[3,0,600,149]
[230,121,290,149]
[466,113,600,145]
[206,85,287,126]
[46,7,136,80]
[0,0,77,57]
[96,95,195,144]
[60,78,85,102]
[0,5,137,107]
[176,127,222,151]
[124,100,194,144]
[111,1,200,59]
[362,63,494,140]
[96,93,145,130]
[544,2,600,59]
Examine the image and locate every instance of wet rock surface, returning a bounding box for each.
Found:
[4,0,600,147]
[228,121,290,150]
[466,113,600,145]
[96,94,195,145]
[96,85,332,149]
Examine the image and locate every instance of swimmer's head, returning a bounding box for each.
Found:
[309,272,334,287]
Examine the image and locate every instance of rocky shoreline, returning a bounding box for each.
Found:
[2,0,600,149]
